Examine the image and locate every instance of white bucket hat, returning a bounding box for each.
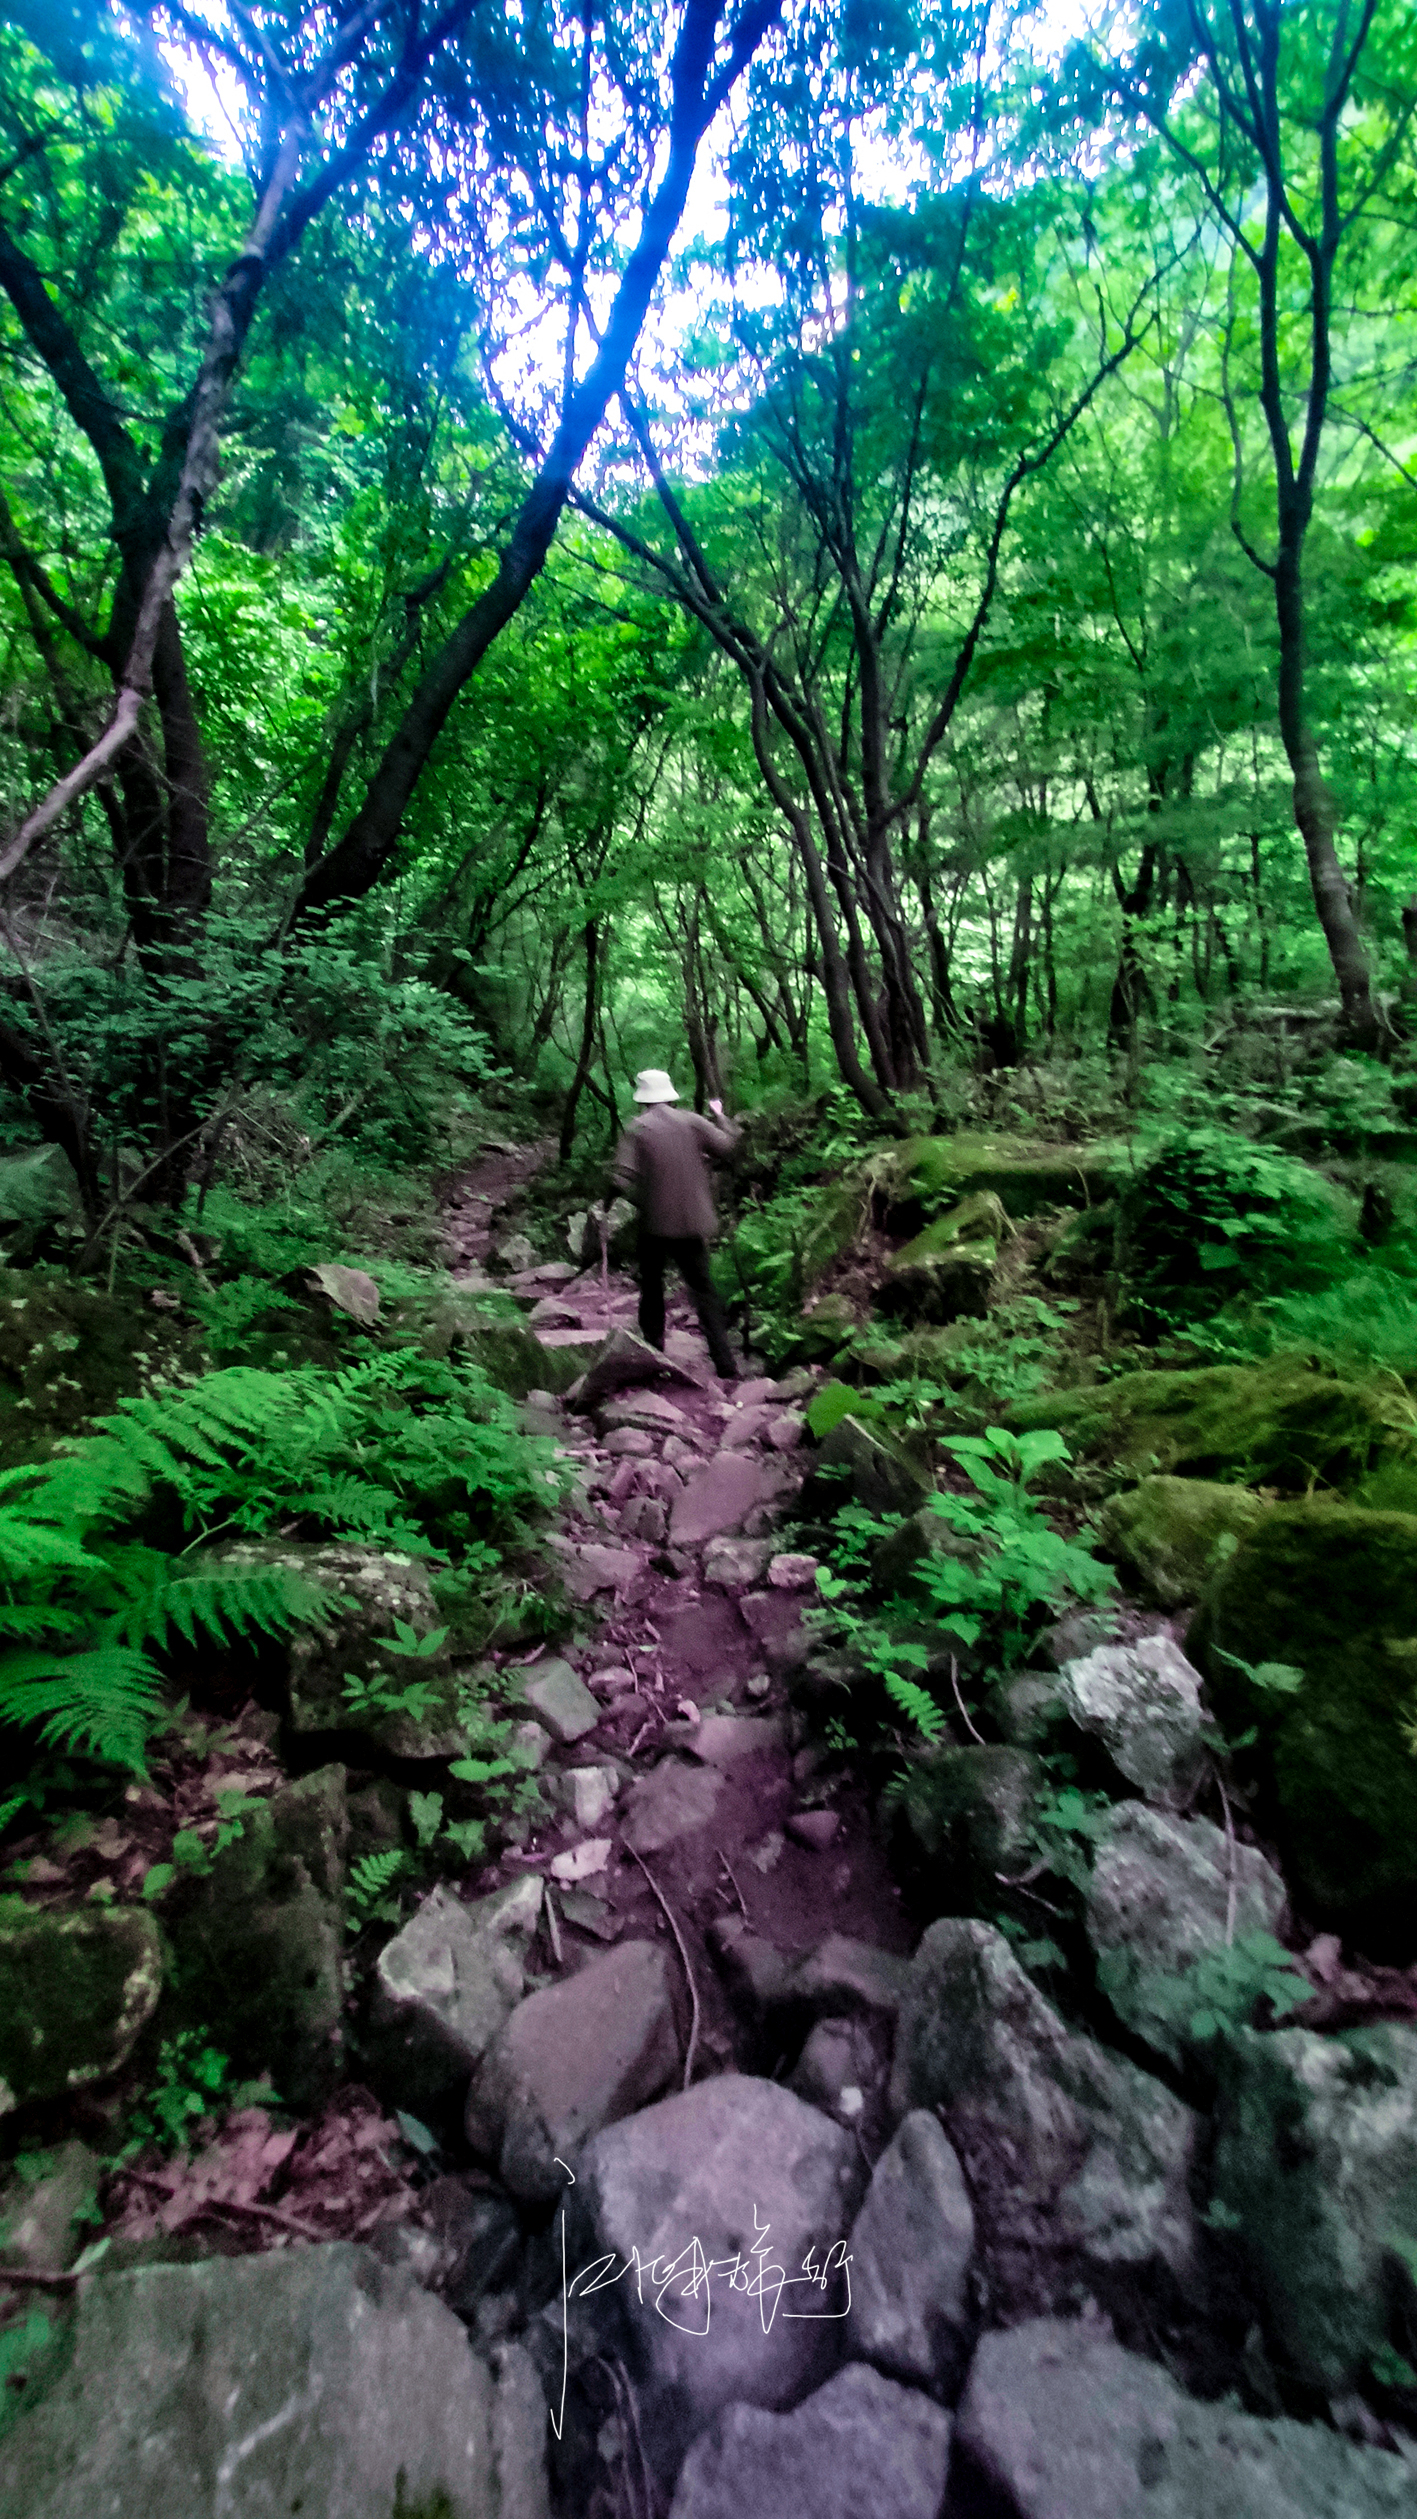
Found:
[632,1069,680,1104]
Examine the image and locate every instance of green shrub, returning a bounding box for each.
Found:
[1116,1128,1352,1332]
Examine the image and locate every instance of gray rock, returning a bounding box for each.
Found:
[492,1233,539,1273]
[814,1417,930,1518]
[1087,1804,1288,2066]
[512,1657,602,1743]
[600,1389,696,1435]
[1211,2021,1417,2395]
[787,1808,839,1849]
[847,2111,975,2397]
[603,1427,656,1457]
[576,1327,702,1408]
[954,2315,1413,2518]
[258,1543,464,1755]
[993,1672,1065,1746]
[544,1537,645,1601]
[161,1764,348,2109]
[668,2361,953,2519]
[622,1757,726,1853]
[891,1743,1042,1898]
[0,2138,101,2271]
[465,1940,681,2200]
[554,1763,619,1829]
[1,2242,549,2519]
[890,1919,1199,2297]
[703,1535,773,1589]
[670,1712,786,1766]
[1057,1632,1209,1807]
[561,2075,862,2494]
[0,1904,163,2117]
[788,2015,880,2121]
[370,1876,544,2110]
[619,1494,669,1542]
[795,1933,912,2019]
[671,1453,784,1545]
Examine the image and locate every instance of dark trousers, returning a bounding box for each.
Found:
[637,1230,737,1378]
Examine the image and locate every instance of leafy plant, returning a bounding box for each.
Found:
[347,1846,414,1930]
[1117,1931,1310,2048]
[0,1350,549,1773]
[120,2030,270,2157]
[1116,1128,1350,1333]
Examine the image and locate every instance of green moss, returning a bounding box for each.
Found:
[0,1905,165,2114]
[1099,1477,1273,1607]
[1009,1352,1416,1493]
[893,1190,1010,1266]
[881,1133,1126,1232]
[1191,1502,1417,1944]
[800,1177,867,1289]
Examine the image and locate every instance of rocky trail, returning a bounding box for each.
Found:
[6,1136,1417,2517]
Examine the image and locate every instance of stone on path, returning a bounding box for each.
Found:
[787,1808,839,1849]
[1057,1631,1209,1808]
[371,1876,543,2111]
[1086,1802,1288,2067]
[721,1403,777,1449]
[511,1656,602,1742]
[0,1903,162,2116]
[703,1535,772,1589]
[668,2362,953,2519]
[768,1551,818,1588]
[465,1940,680,2201]
[847,2111,975,2398]
[576,1327,704,1408]
[555,1763,619,1829]
[670,1452,784,1545]
[794,1932,912,2019]
[954,2316,1413,2519]
[544,1538,645,1602]
[669,1711,787,1767]
[603,1427,655,1457]
[1,2242,546,2519]
[562,2075,862,2493]
[890,1919,1200,2298]
[622,1757,726,1853]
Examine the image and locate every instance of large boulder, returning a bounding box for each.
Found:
[0,1900,163,2117]
[221,1540,466,1758]
[465,1940,681,2200]
[876,1235,993,1326]
[846,2110,975,2397]
[1210,2021,1417,2395]
[668,2362,953,2519]
[558,2075,861,2494]
[369,1876,544,2113]
[954,2316,1412,2519]
[160,1765,347,2108]
[889,1920,1200,2300]
[1056,1633,1209,1809]
[879,1133,1125,1236]
[1099,1476,1272,1608]
[810,1416,930,1519]
[0,2242,547,2518]
[1190,1503,1417,1945]
[1009,1353,1413,1495]
[1086,1804,1288,2069]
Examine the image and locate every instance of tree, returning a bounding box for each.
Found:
[1080,0,1417,1044]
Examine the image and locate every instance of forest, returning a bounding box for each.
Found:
[1,1,1417,2515]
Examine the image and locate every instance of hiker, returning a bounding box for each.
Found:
[610,1069,740,1381]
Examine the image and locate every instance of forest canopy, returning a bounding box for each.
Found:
[0,0,1413,1204]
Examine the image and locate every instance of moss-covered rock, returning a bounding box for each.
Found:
[0,1270,193,1468]
[878,1246,994,1327]
[1211,2021,1417,2394]
[880,1134,1127,1236]
[893,1191,1012,1262]
[221,1539,471,1759]
[891,1745,1042,1908]
[805,1380,885,1441]
[1009,1352,1416,1494]
[1190,1502,1417,1944]
[160,1766,348,2108]
[800,1177,868,1290]
[810,1415,930,1518]
[1041,1200,1117,1288]
[0,1902,165,2115]
[788,1292,861,1365]
[1099,1476,1273,1607]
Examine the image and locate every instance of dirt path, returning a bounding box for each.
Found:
[446,1139,913,2125]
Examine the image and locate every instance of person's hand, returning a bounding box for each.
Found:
[708,1096,724,1116]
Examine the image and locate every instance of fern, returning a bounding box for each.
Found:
[0,1347,548,1773]
[883,1672,948,1742]
[0,1646,164,1769]
[347,1847,412,1927]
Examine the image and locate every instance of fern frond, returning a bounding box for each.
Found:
[0,1646,163,1768]
[0,1506,107,1586]
[883,1672,947,1742]
[100,1551,333,1654]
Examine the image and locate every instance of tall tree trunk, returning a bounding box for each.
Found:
[559,920,600,1163]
